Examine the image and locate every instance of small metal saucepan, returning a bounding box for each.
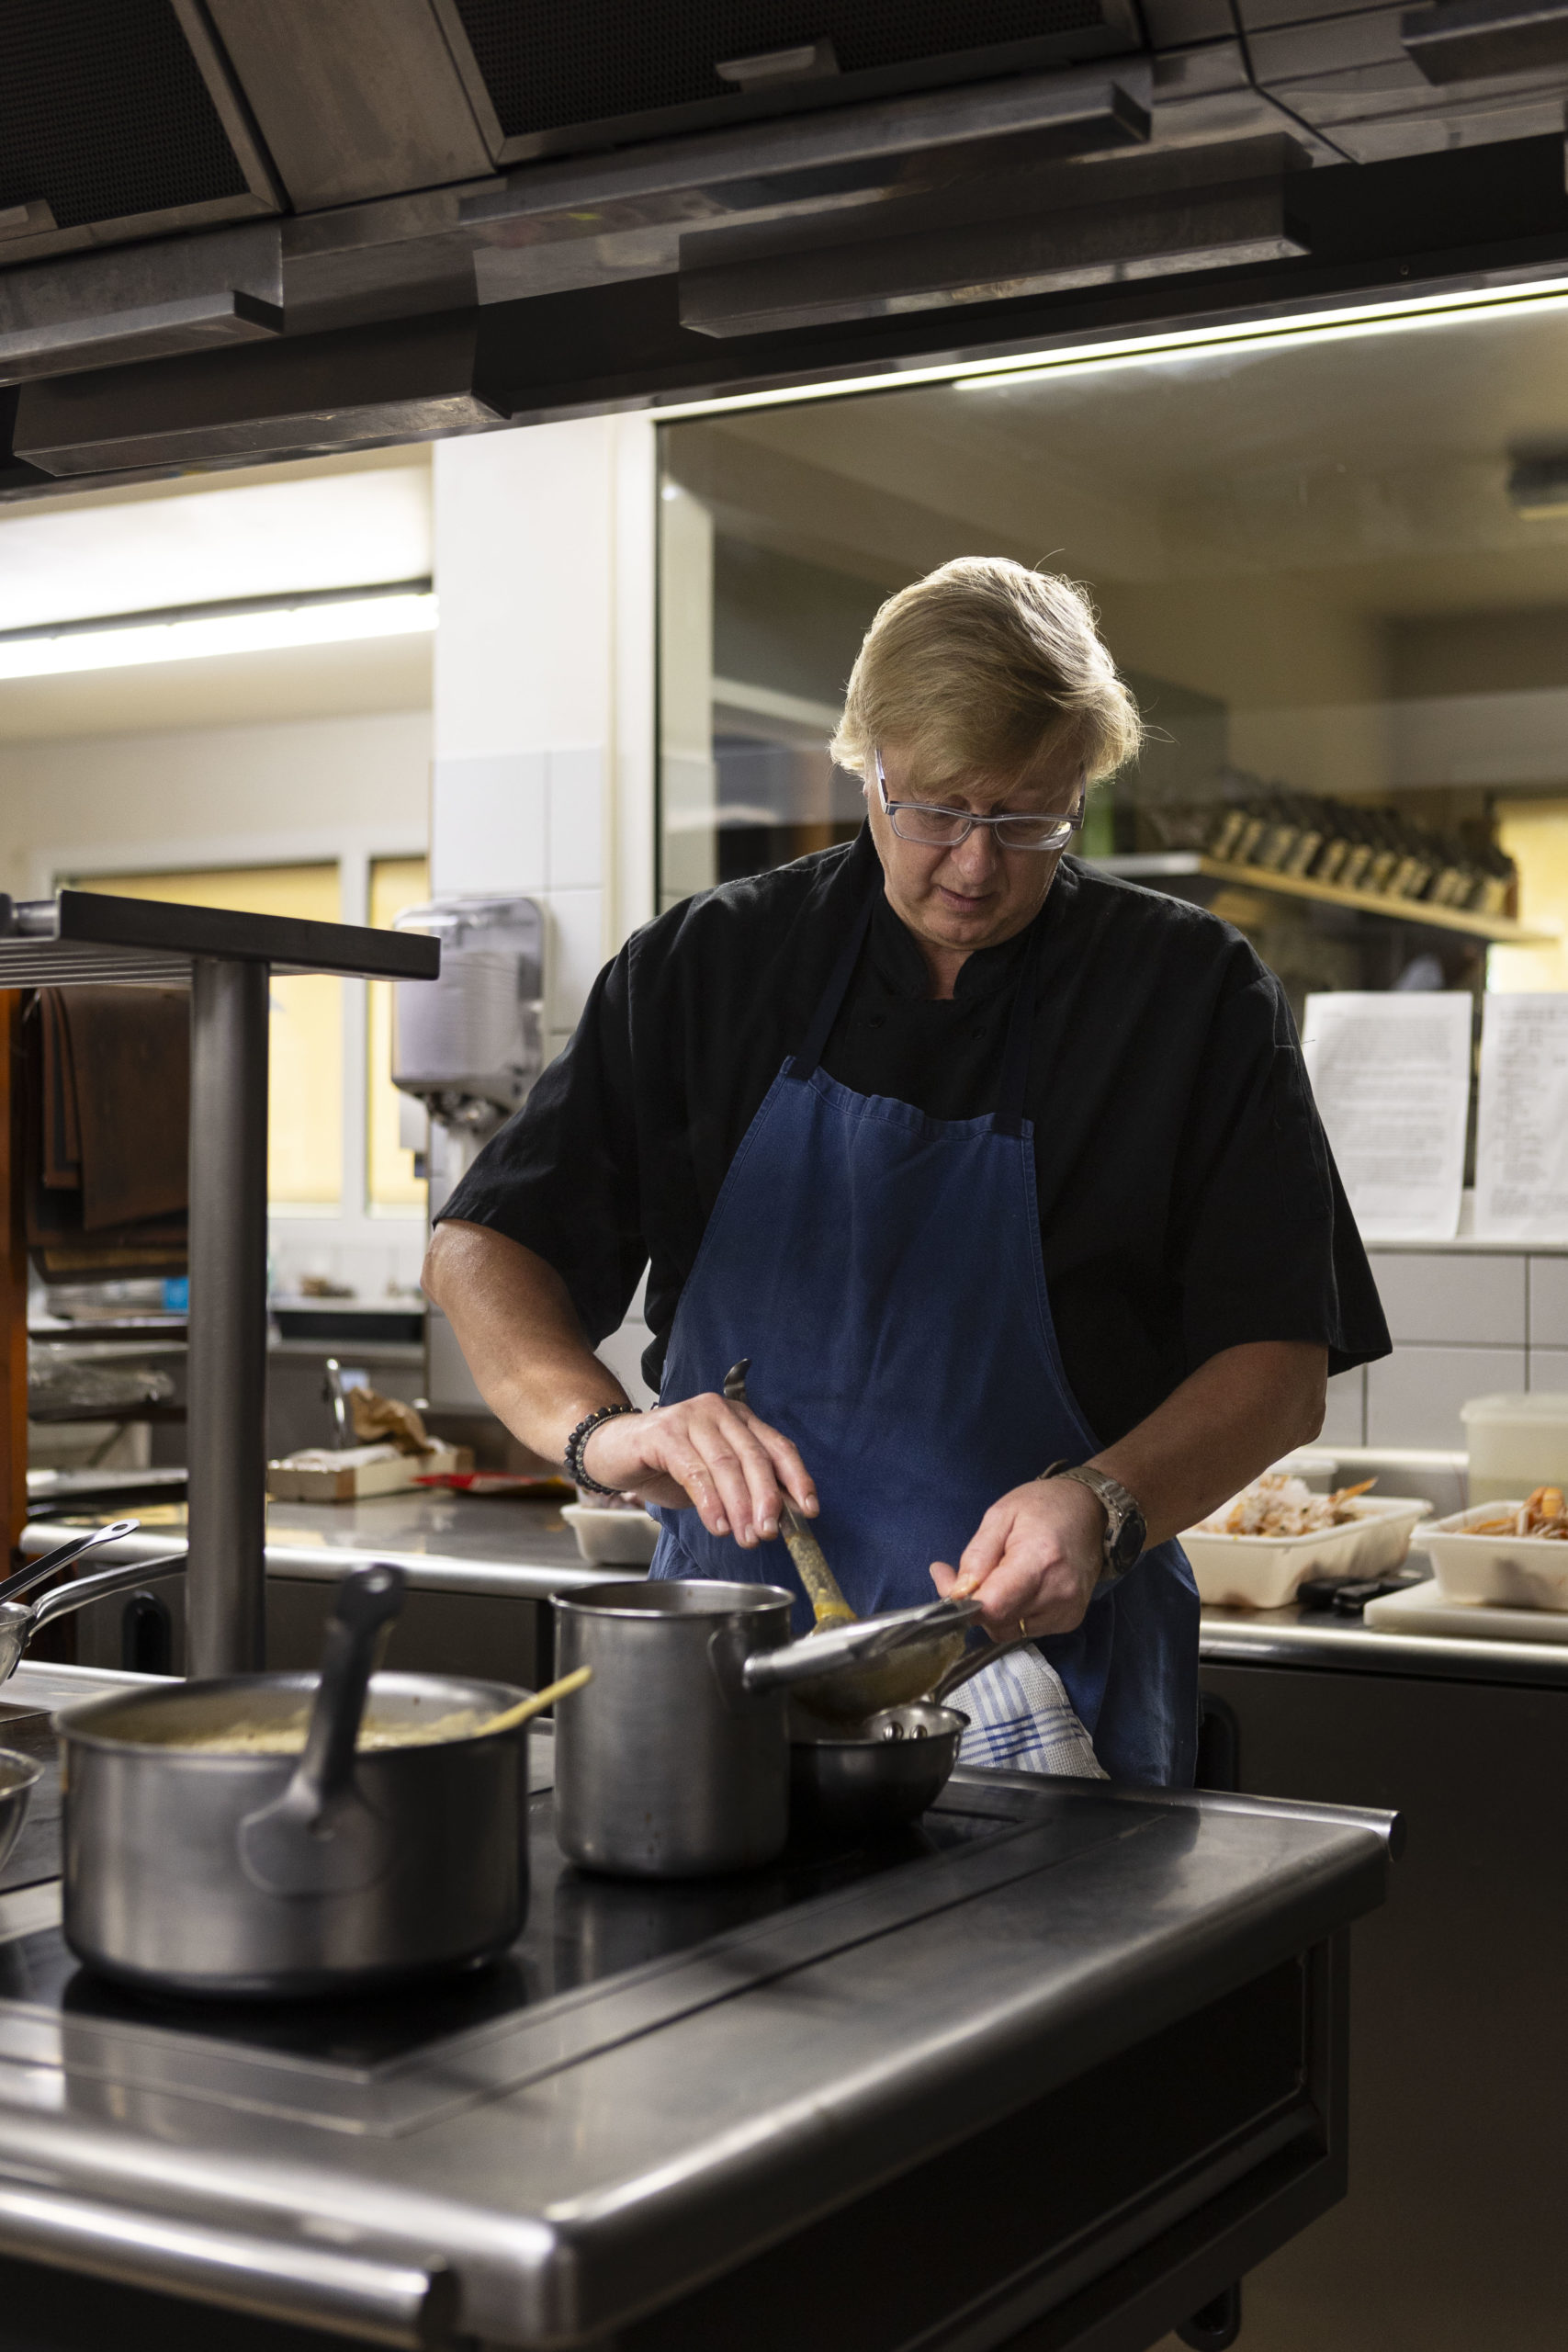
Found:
[0,1547,186,1688]
[553,1581,982,1879]
[789,1702,969,1844]
[58,1564,556,1999]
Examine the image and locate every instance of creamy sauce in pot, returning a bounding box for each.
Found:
[151,1708,491,1754]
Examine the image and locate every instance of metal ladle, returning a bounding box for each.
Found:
[723,1360,976,1719]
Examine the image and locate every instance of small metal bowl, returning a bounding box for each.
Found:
[0,1749,41,1880]
[788,1702,967,1844]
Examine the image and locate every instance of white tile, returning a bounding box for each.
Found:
[1529,1348,1568,1396]
[1367,1250,1526,1346]
[1367,1345,1526,1449]
[547,746,604,889]
[431,752,546,895]
[545,888,604,1031]
[1320,1365,1366,1448]
[1529,1257,1568,1348]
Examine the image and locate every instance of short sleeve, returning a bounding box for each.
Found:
[434,948,646,1347]
[1171,963,1391,1377]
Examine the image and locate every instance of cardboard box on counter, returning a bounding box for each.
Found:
[266,1441,474,1504]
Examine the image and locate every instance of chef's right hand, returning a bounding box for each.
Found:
[580,1396,818,1547]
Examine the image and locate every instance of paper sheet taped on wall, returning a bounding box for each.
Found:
[1475,994,1568,1240]
[1302,991,1472,1242]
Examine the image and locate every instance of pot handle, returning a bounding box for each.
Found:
[740,1597,982,1695]
[0,1519,142,1608]
[239,1563,404,1897]
[26,1554,186,1634]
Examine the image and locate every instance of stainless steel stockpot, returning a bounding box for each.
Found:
[553,1580,794,1879]
[57,1671,531,1999]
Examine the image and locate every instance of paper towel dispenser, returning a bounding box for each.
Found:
[391,895,543,1137]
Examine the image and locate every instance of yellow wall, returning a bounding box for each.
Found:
[1490,801,1568,993]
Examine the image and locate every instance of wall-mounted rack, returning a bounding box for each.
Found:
[1094,853,1559,947]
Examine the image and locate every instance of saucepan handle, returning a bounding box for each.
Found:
[27,1553,186,1634]
[740,1598,982,1695]
[0,1519,142,1608]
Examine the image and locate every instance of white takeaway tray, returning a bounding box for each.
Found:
[1363,1576,1568,1645]
[1182,1496,1430,1611]
[1418,1502,1568,1611]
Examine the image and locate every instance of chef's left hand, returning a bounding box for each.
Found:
[930,1476,1104,1639]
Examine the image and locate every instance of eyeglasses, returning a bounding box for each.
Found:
[874,747,1084,853]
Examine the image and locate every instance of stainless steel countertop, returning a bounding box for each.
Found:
[0,1659,1393,2350]
[21,1490,614,1600]
[27,1500,1568,1687]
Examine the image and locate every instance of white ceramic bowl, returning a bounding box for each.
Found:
[561,1502,660,1567]
[1420,1503,1568,1611]
[1181,1496,1431,1611]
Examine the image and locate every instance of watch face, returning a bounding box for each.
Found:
[1110,1504,1146,1575]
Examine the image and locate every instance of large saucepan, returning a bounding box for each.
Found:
[553,1580,980,1878]
[58,1564,561,1999]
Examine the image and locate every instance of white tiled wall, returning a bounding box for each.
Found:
[1367,1343,1527,1449]
[430,744,607,1035]
[1359,1247,1568,1449]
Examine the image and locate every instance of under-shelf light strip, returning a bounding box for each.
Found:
[655,270,1568,420]
[0,587,438,682]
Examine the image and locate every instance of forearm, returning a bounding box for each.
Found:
[421,1220,626,1465]
[1093,1340,1327,1548]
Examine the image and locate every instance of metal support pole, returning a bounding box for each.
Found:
[186,957,270,1676]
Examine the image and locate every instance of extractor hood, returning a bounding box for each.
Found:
[5,0,1568,486]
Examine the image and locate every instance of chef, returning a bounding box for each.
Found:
[424,557,1389,1784]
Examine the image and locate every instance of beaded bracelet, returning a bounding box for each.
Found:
[564,1402,638,1496]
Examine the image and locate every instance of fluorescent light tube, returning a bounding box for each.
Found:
[0,589,436,682]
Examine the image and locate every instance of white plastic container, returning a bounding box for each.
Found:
[1181,1497,1431,1611]
[1461,1393,1568,1506]
[1420,1502,1568,1611]
[561,1502,660,1567]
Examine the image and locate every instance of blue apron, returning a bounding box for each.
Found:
[649,885,1199,1786]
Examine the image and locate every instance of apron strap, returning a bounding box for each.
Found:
[995,907,1047,1136]
[789,893,875,1081]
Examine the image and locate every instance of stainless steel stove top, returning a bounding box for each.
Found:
[0,1713,1101,2136]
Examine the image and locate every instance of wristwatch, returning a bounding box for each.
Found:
[1041,1461,1146,1588]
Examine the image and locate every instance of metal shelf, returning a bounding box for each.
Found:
[27,1403,186,1426]
[1093,853,1559,945]
[0,889,440,985]
[3,891,439,1676]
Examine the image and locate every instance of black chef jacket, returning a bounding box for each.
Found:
[438,825,1390,1445]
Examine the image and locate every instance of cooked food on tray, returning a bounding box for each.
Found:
[1467,1486,1568,1540]
[1198,1471,1378,1540]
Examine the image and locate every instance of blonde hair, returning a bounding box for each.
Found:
[830,557,1141,791]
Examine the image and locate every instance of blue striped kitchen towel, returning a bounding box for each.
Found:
[953,1645,1107,1779]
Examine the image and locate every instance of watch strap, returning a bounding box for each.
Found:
[1040,1460,1145,1587]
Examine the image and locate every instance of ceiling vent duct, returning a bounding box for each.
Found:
[679,138,1313,335]
[203,0,498,211]
[434,0,1142,163]
[0,0,278,266]
[1402,0,1568,83]
[0,224,283,386]
[10,311,502,477]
